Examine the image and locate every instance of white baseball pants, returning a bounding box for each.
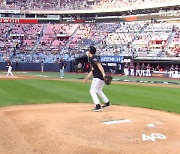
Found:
[146,69,151,76]
[140,70,145,76]
[130,69,134,76]
[90,78,109,105]
[7,66,13,76]
[124,68,129,76]
[136,69,141,76]
[60,67,64,78]
[169,71,174,78]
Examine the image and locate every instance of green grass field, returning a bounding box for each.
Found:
[0,71,180,114]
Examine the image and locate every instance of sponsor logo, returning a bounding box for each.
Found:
[0,18,20,23]
[159,10,180,16]
[0,18,38,23]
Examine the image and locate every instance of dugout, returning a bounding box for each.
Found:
[133,57,180,68]
[133,57,180,77]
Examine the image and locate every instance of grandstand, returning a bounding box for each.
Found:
[1,21,180,63]
[0,0,179,10]
[0,0,179,77]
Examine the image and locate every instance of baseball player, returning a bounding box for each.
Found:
[59,58,66,78]
[84,46,111,111]
[135,63,141,76]
[140,63,145,77]
[123,63,129,76]
[146,63,151,77]
[169,65,174,78]
[130,62,135,76]
[6,61,13,77]
[174,65,179,78]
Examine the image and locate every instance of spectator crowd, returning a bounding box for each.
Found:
[0,21,180,63]
[0,0,178,10]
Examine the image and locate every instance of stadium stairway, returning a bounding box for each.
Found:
[7,24,14,38]
[27,0,33,8]
[128,22,149,47]
[62,24,80,50]
[165,31,176,50]
[57,0,61,8]
[32,24,46,51]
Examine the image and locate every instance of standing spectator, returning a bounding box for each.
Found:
[169,65,174,78]
[6,61,13,77]
[140,63,145,77]
[146,63,151,77]
[59,58,66,78]
[135,63,141,76]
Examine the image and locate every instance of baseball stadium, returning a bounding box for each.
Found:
[0,0,180,154]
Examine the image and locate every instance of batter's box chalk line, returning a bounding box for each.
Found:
[103,119,132,125]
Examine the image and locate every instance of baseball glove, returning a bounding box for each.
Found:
[104,75,113,85]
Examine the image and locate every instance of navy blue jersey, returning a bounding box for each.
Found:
[89,55,104,80]
[59,61,66,69]
[8,62,12,67]
[136,64,140,70]
[141,65,145,70]
[170,66,174,71]
[175,66,179,71]
[130,64,134,69]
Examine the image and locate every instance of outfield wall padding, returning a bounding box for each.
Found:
[0,62,71,72]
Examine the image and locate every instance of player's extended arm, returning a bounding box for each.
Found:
[97,63,106,78]
[84,71,93,82]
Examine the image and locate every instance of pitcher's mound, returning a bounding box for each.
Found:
[0,103,180,154]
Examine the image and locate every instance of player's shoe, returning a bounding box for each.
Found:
[102,102,111,109]
[92,104,102,112]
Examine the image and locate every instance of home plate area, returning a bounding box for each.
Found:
[0,103,180,154]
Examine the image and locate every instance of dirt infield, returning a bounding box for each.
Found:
[0,103,180,154]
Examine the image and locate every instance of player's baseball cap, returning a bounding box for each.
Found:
[89,46,96,54]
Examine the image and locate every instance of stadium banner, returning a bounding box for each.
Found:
[0,10,20,13]
[0,18,38,24]
[100,56,124,63]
